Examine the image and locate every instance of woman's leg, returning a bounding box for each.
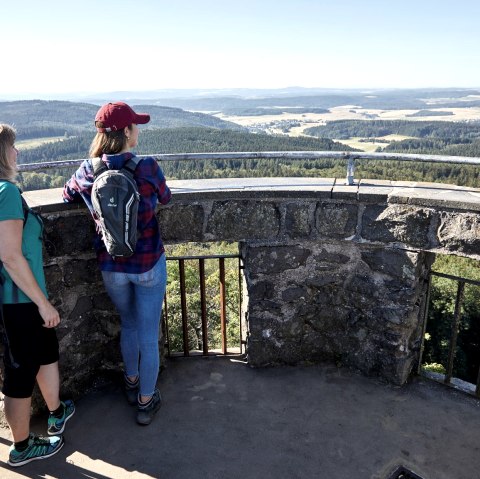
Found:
[2,303,56,442]
[133,256,167,400]
[101,271,139,378]
[4,397,31,442]
[36,362,60,411]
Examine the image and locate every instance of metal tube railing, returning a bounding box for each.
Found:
[17,151,480,186]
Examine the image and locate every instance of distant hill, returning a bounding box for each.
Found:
[80,88,480,113]
[0,100,244,137]
[0,100,97,131]
[406,110,454,117]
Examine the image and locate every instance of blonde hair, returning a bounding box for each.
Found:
[0,124,17,181]
[89,123,130,158]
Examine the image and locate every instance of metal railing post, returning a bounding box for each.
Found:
[444,282,465,384]
[417,274,432,375]
[178,259,189,357]
[199,258,208,355]
[346,155,355,185]
[219,257,228,355]
[163,295,171,357]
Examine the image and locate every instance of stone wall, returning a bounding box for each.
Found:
[242,241,433,385]
[2,178,479,408]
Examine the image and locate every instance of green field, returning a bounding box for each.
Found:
[17,137,66,150]
[333,134,415,152]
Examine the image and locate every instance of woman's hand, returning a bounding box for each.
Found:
[38,300,61,328]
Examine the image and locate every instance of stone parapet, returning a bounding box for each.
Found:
[11,178,480,403]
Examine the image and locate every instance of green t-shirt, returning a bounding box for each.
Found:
[0,181,48,304]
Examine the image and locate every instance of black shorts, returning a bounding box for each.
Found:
[1,302,59,398]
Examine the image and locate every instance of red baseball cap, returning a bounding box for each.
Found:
[95,102,150,132]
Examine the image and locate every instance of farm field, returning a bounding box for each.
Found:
[214,105,480,136]
[215,105,480,151]
[333,134,415,152]
[17,136,66,149]
[216,105,480,128]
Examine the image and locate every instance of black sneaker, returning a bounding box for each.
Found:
[125,375,139,406]
[136,389,162,425]
[8,433,64,467]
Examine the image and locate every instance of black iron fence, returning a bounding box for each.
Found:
[163,253,244,358]
[419,271,480,397]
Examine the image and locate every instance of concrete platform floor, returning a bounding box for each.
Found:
[0,357,479,479]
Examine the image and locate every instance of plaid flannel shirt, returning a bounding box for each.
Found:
[63,152,171,273]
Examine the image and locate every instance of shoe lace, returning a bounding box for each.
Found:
[32,435,52,447]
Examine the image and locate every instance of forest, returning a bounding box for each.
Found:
[16,127,352,191]
[16,122,480,191]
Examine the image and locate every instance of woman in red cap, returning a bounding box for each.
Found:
[63,102,171,425]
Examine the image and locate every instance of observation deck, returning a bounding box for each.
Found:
[1,151,480,477]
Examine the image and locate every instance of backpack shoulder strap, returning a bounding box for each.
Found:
[18,190,44,239]
[122,156,143,175]
[92,157,108,178]
[19,194,30,226]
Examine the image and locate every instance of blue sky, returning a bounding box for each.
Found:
[2,0,480,97]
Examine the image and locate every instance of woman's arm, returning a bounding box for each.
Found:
[0,219,60,328]
[145,158,171,205]
[62,159,94,203]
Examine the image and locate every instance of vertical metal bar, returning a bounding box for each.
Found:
[238,257,243,354]
[219,257,227,354]
[163,294,171,358]
[475,364,480,398]
[199,258,208,355]
[346,156,355,185]
[179,259,189,357]
[444,281,465,384]
[417,274,433,375]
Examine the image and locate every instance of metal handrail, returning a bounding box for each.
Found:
[17,151,480,186]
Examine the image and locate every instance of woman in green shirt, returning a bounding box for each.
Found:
[0,124,74,467]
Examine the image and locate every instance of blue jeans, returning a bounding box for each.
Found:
[101,255,167,397]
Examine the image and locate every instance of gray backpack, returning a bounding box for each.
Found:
[91,156,142,258]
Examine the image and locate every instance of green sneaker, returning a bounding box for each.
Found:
[8,433,64,467]
[48,399,75,435]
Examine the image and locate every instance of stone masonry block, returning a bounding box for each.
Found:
[437,211,480,257]
[361,204,433,248]
[285,203,312,238]
[207,200,280,240]
[246,245,311,274]
[315,202,357,238]
[43,213,95,257]
[159,203,204,242]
